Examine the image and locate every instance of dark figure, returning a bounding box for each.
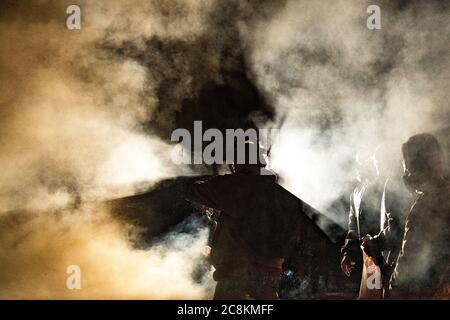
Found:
[187,144,308,299]
[387,134,450,299]
[341,150,404,298]
[360,176,407,297]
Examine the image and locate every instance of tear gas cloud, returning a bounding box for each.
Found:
[245,0,450,218]
[0,204,212,299]
[0,0,214,299]
[0,0,448,298]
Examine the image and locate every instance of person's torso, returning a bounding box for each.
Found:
[353,181,384,238]
[391,178,450,297]
[209,173,302,267]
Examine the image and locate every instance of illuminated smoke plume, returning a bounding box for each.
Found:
[244,0,450,219]
[0,0,218,299]
[0,0,448,298]
[0,204,212,299]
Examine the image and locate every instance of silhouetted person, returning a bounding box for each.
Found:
[386,133,450,299]
[187,142,308,299]
[341,149,404,299]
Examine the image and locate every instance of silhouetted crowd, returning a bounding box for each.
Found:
[188,133,449,300]
[341,133,449,299]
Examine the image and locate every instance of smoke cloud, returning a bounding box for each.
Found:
[244,0,450,219]
[0,0,217,299]
[0,204,212,299]
[0,0,448,298]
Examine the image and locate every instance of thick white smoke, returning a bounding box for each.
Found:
[0,0,448,299]
[244,0,449,216]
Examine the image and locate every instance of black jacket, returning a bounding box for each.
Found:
[188,172,309,274]
[390,178,450,298]
[341,178,405,270]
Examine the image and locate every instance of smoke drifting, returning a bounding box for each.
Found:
[0,204,212,299]
[245,0,450,217]
[0,0,448,298]
[0,0,218,298]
